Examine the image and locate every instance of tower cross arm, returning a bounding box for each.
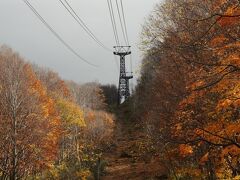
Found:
[113,45,133,104]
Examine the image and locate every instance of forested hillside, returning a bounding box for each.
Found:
[0,46,115,179]
[127,0,240,178]
[0,0,240,179]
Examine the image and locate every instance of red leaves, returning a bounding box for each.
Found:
[217,6,240,27]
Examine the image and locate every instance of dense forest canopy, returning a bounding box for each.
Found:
[129,0,240,178]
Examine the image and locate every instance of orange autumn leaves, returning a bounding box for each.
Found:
[0,46,115,179]
[0,48,61,176]
[177,0,240,177]
[179,144,193,157]
[218,5,240,27]
[137,0,240,178]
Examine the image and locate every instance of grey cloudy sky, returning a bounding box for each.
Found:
[0,0,160,85]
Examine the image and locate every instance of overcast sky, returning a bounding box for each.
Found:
[0,0,160,86]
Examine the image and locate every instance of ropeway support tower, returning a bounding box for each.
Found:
[114,46,133,104]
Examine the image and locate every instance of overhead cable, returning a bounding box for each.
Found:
[115,0,128,45]
[120,0,130,45]
[59,0,112,52]
[23,0,98,67]
[107,0,120,46]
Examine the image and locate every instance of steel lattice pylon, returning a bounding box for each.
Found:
[114,46,133,104]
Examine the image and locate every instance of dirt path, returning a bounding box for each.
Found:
[101,120,167,180]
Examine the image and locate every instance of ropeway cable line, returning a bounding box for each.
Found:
[115,0,132,77]
[120,0,130,46]
[107,0,120,46]
[115,0,128,45]
[106,0,133,103]
[23,0,98,67]
[59,0,112,52]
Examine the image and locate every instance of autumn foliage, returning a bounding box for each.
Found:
[131,0,240,178]
[0,46,115,179]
